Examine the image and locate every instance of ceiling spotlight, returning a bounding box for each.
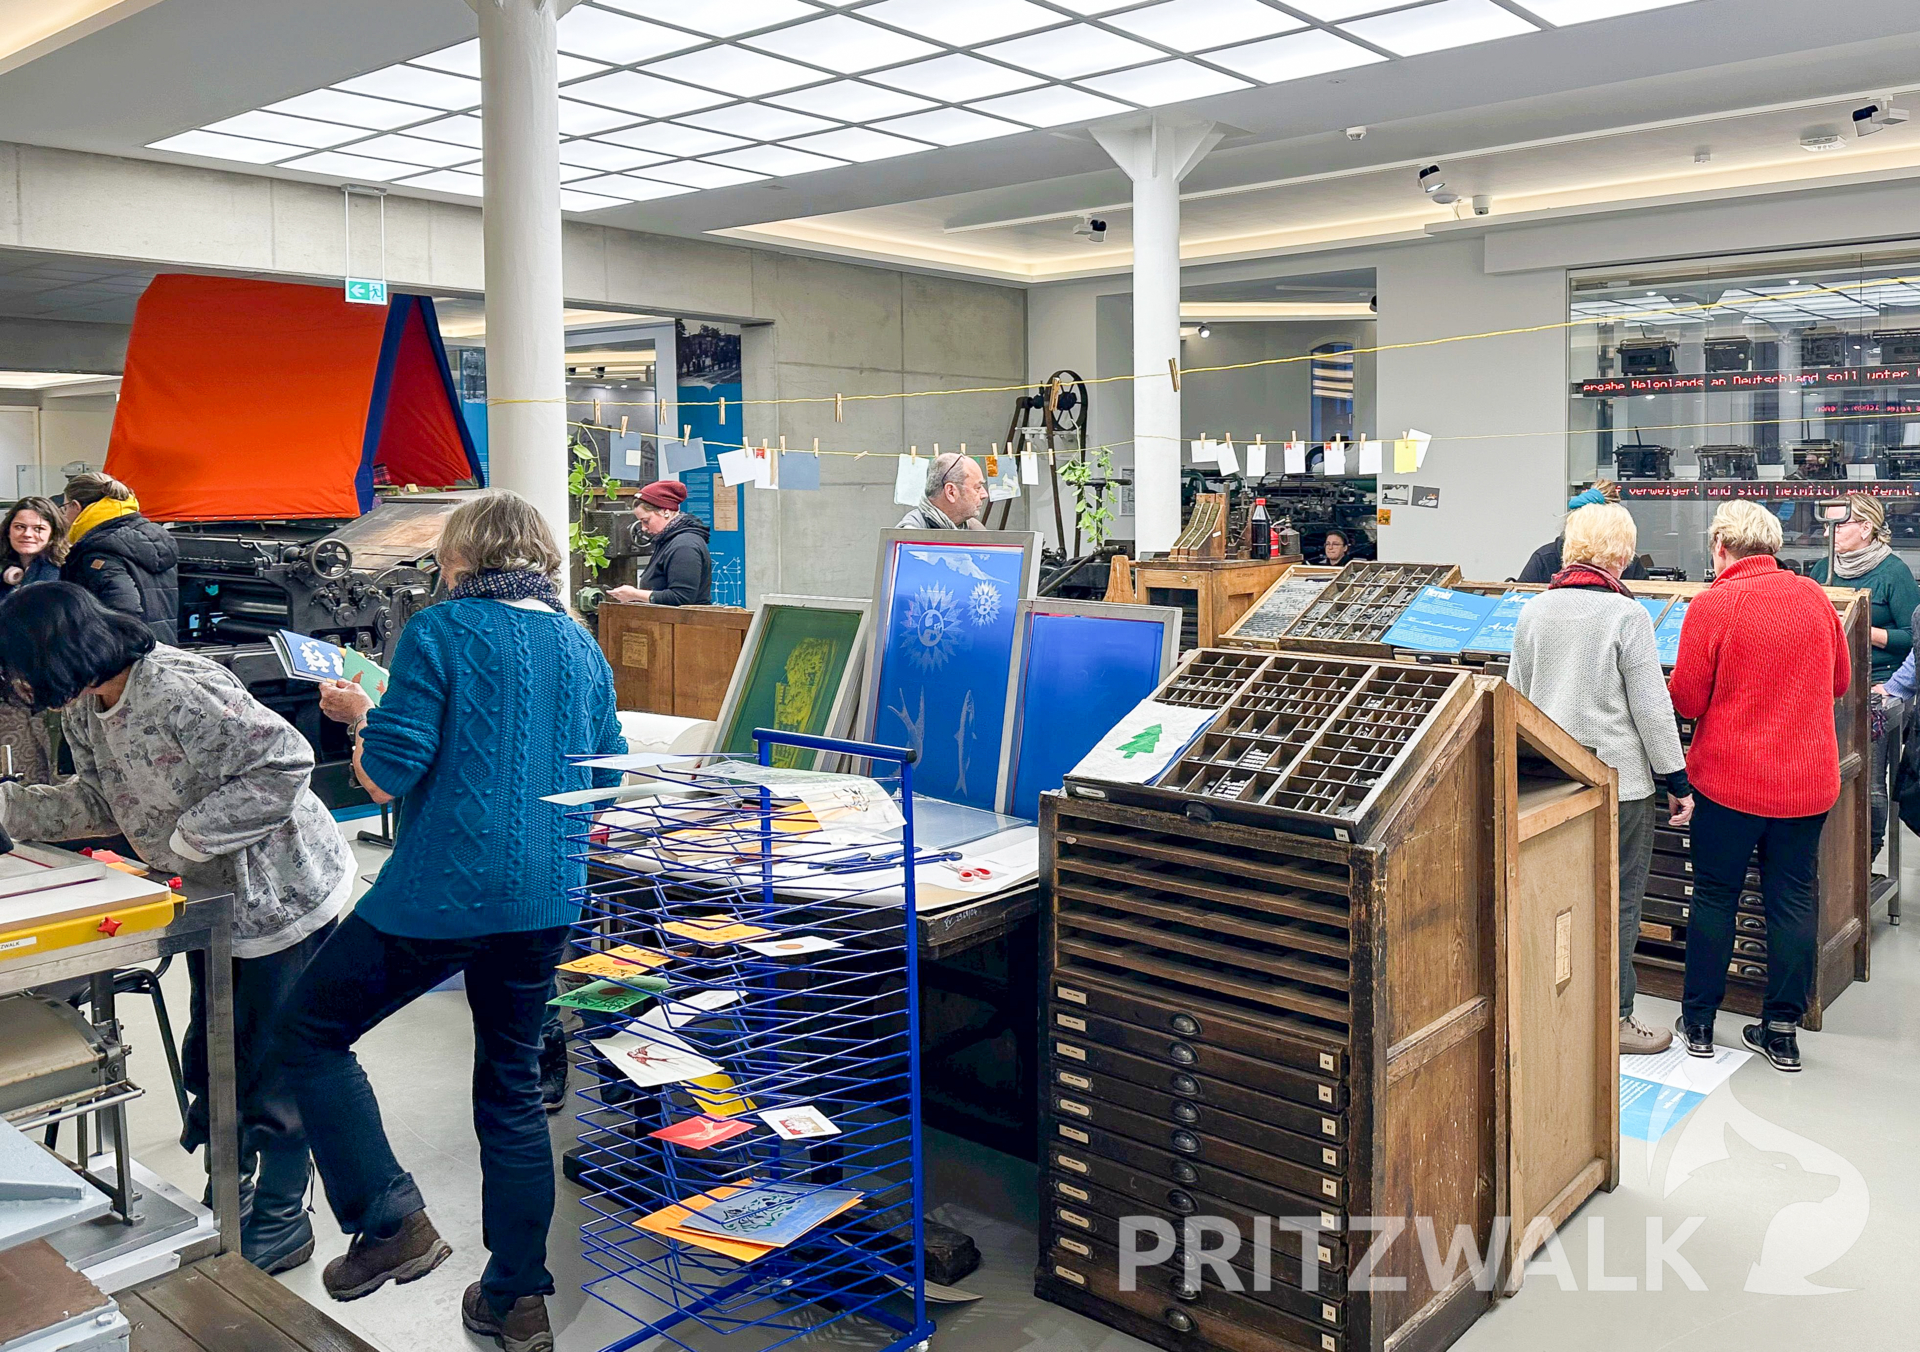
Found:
[1799,133,1846,153]
[1417,163,1457,205]
[1197,323,1212,338]
[1694,146,1712,164]
[1854,99,1910,137]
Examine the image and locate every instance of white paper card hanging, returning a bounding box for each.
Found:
[1020,452,1040,485]
[1357,439,1382,475]
[1214,443,1239,476]
[1189,438,1216,465]
[1322,442,1347,476]
[893,454,926,506]
[1407,428,1433,470]
[717,449,757,487]
[1245,443,1267,477]
[1283,440,1307,474]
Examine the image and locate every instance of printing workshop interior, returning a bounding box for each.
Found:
[4,2,1920,1352]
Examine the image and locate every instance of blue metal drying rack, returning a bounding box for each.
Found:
[563,730,934,1352]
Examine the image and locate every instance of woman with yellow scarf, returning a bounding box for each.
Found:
[60,471,179,642]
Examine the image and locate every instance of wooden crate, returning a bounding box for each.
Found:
[1039,654,1618,1352]
[596,602,750,718]
[1111,557,1299,649]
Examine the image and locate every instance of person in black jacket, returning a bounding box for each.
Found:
[1518,482,1649,584]
[605,480,711,607]
[60,472,179,642]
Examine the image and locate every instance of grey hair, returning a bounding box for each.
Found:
[923,452,974,498]
[437,490,563,581]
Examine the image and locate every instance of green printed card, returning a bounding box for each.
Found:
[548,978,668,1013]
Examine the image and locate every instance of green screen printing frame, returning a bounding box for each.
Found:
[711,594,873,771]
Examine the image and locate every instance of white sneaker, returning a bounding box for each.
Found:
[1620,1014,1672,1055]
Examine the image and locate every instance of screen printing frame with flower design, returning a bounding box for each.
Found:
[861,530,1039,813]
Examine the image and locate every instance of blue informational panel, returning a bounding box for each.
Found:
[678,379,744,606]
[1462,591,1529,654]
[1383,586,1501,653]
[866,533,1036,811]
[1638,595,1672,627]
[1005,605,1177,820]
[1655,599,1690,666]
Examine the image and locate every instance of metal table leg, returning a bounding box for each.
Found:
[204,920,242,1255]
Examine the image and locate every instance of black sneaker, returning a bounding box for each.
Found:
[1743,1020,1802,1072]
[539,1026,569,1115]
[321,1211,451,1301]
[1675,1016,1715,1058]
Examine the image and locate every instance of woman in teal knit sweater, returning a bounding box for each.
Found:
[1808,493,1919,865]
[277,491,624,1352]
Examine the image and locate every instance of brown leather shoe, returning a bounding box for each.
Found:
[462,1281,554,1352]
[321,1211,451,1301]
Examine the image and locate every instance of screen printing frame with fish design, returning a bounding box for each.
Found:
[862,530,1039,813]
[711,595,872,772]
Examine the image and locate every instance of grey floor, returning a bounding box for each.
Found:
[108,823,1920,1352]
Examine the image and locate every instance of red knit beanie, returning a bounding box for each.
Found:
[639,480,688,510]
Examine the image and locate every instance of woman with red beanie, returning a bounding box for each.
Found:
[605,479,711,607]
[1670,499,1851,1073]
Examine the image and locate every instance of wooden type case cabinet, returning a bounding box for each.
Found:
[1037,650,1621,1352]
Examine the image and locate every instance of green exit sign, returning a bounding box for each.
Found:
[344,277,388,305]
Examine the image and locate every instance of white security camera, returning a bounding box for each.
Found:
[1072,213,1108,244]
[1472,194,1491,216]
[1854,99,1910,137]
[1345,126,1367,141]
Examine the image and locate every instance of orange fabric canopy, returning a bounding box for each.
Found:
[106,275,480,521]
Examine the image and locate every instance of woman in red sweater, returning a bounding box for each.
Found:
[1669,500,1851,1072]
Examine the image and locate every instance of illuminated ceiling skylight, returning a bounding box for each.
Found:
[146,0,1703,212]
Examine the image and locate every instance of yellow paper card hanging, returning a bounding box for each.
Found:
[1394,439,1418,474]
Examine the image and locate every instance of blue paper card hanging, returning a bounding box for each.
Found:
[662,436,708,477]
[777,450,821,491]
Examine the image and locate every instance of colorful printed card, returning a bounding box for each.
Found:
[679,1181,863,1249]
[740,935,843,958]
[270,630,392,704]
[663,916,772,943]
[632,1187,775,1263]
[650,1115,754,1150]
[559,945,670,979]
[597,1032,722,1089]
[757,1104,840,1140]
[547,978,665,1012]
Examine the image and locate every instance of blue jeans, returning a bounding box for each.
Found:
[277,912,569,1313]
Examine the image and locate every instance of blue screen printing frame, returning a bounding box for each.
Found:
[997,599,1180,820]
[862,529,1040,811]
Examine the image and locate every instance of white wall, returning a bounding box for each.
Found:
[1178,320,1377,446]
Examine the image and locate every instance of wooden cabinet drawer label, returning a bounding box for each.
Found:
[1058,1125,1090,1144]
[1322,1212,1338,1230]
[1057,986,1087,1005]
[1054,1265,1086,1286]
[1056,1041,1087,1061]
[1057,1071,1092,1091]
[1057,1208,1092,1230]
[1058,1237,1093,1259]
[1056,1154,1091,1175]
[1057,1097,1092,1118]
[1321,1178,1339,1198]
[1323,1336,1337,1351]
[1318,1053,1336,1071]
[1318,1085,1334,1104]
[1321,1117,1337,1137]
[1056,1013,1088,1032]
[1322,1147,1338,1166]
[620,634,650,669]
[1321,1302,1338,1324]
[1055,1180,1091,1201]
[1317,1244,1333,1265]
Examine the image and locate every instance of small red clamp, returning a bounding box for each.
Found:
[96,915,122,936]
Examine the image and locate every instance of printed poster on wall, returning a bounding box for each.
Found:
[678,321,745,606]
[871,539,1028,810]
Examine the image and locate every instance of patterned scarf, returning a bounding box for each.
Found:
[1834,538,1892,579]
[449,568,562,610]
[1548,562,1633,597]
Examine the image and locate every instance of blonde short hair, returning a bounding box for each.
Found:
[437,490,563,582]
[1562,502,1637,570]
[1709,499,1784,559]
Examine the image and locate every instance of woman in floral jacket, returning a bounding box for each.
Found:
[0,582,351,1276]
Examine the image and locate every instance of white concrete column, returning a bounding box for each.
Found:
[1092,115,1222,555]
[469,0,579,577]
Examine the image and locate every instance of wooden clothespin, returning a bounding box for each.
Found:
[779,434,787,453]
[593,399,602,423]
[834,392,844,423]
[619,415,628,436]
[1169,357,1181,391]
[718,395,727,425]
[812,437,820,455]
[682,425,691,443]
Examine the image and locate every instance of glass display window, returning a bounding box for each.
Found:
[1568,250,1920,579]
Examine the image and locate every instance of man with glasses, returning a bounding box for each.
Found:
[898,452,988,531]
